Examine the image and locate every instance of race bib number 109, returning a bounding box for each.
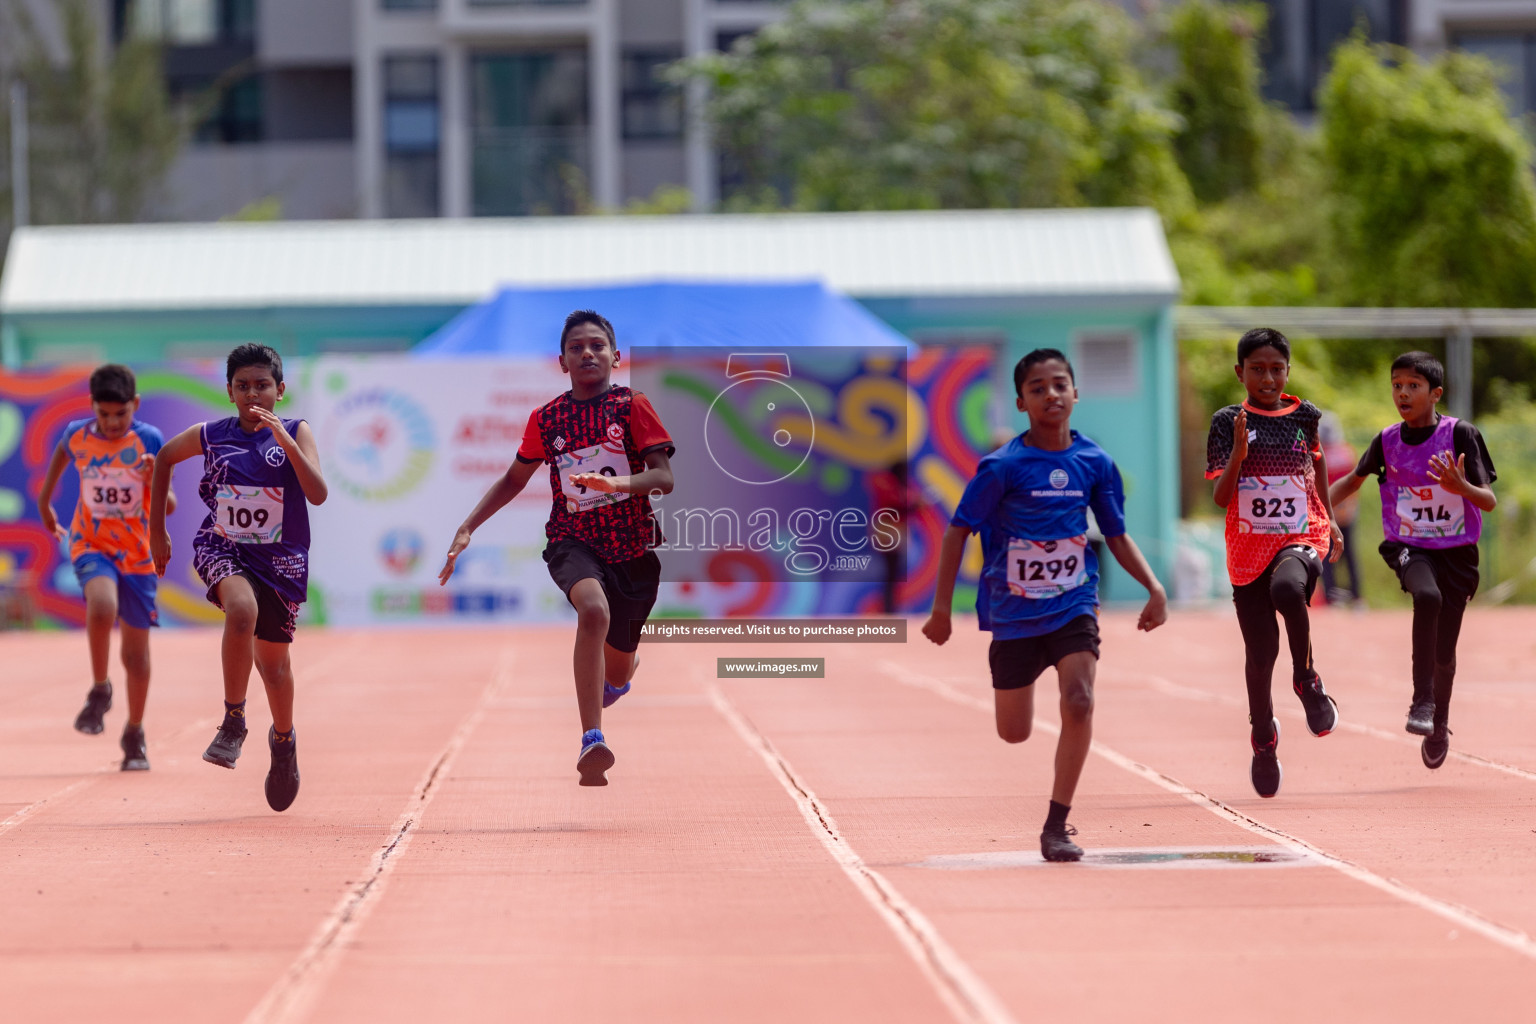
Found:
[1237,476,1309,535]
[1007,534,1089,599]
[213,486,285,544]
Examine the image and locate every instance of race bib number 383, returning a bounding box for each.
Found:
[213,486,284,544]
[1237,475,1309,535]
[557,441,631,514]
[1395,484,1465,539]
[1007,534,1089,599]
[83,466,143,519]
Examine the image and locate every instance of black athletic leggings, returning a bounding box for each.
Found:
[1232,550,1316,739]
[1401,559,1467,727]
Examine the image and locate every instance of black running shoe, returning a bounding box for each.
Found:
[1293,674,1339,737]
[1422,725,1451,770]
[120,723,149,771]
[74,683,112,735]
[1251,717,1282,798]
[204,721,248,769]
[264,727,300,812]
[1040,824,1084,862]
[577,728,614,787]
[1405,700,1434,736]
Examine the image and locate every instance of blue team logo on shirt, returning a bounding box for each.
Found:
[1049,469,1069,489]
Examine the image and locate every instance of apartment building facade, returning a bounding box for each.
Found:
[91,1,1536,223]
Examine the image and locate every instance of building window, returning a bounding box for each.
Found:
[1258,0,1405,111]
[1073,332,1139,398]
[1454,34,1535,115]
[622,51,683,141]
[384,55,441,218]
[189,73,263,143]
[470,50,590,216]
[120,0,255,45]
[381,0,437,9]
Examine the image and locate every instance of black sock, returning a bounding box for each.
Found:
[92,680,111,692]
[1045,800,1071,829]
[272,727,294,743]
[223,700,247,729]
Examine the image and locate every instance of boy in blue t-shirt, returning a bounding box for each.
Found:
[923,349,1167,862]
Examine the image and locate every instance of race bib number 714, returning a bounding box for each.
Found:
[1395,484,1465,539]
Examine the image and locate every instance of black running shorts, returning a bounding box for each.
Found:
[987,614,1100,691]
[543,538,662,654]
[220,572,298,644]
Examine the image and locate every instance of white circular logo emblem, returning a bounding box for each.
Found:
[265,445,288,467]
[1049,469,1069,489]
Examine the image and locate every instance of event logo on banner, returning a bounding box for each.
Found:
[321,388,435,501]
[304,356,574,626]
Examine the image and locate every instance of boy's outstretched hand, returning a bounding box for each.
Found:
[1231,408,1249,465]
[439,527,472,585]
[921,610,952,645]
[39,504,67,541]
[1427,451,1471,495]
[569,471,621,494]
[1137,589,1168,632]
[150,530,171,578]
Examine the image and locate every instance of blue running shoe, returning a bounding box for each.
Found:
[577,728,615,787]
[602,681,631,708]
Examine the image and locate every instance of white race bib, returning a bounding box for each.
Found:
[557,441,631,514]
[1237,476,1309,535]
[1007,534,1089,599]
[1394,484,1466,539]
[213,485,285,544]
[83,467,143,519]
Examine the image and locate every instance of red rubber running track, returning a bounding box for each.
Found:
[2,607,1534,1023]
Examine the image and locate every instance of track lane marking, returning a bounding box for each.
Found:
[708,679,1019,1024]
[243,646,514,1024]
[0,641,367,841]
[879,659,1536,961]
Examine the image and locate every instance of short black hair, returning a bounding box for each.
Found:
[1237,327,1290,364]
[1013,348,1075,396]
[226,343,284,385]
[89,364,136,405]
[560,310,616,352]
[1391,351,1444,391]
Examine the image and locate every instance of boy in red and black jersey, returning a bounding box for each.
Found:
[1206,328,1346,799]
[439,310,674,787]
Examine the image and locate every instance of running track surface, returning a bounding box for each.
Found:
[3,608,1535,1023]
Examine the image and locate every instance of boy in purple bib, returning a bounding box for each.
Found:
[1331,352,1497,769]
[149,344,328,811]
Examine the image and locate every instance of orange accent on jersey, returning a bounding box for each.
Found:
[65,422,158,575]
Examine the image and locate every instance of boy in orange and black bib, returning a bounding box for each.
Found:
[1207,328,1346,799]
[440,310,674,787]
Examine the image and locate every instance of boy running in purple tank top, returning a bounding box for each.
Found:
[148,344,328,811]
[1330,352,1497,769]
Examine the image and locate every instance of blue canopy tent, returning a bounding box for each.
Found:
[411,280,914,356]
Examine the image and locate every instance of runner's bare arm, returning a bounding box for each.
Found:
[36,443,71,540]
[1104,533,1168,632]
[439,457,542,585]
[1314,447,1345,563]
[1428,451,1498,512]
[252,409,327,505]
[921,524,971,645]
[150,425,204,576]
[1212,409,1248,509]
[1329,467,1367,508]
[570,449,674,496]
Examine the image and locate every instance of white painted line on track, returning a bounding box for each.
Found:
[709,680,1019,1024]
[880,659,1536,962]
[243,647,514,1024]
[1121,669,1536,781]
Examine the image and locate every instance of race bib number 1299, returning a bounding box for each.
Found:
[1007,534,1089,599]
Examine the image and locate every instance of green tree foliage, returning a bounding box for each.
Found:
[2,0,184,244]
[1165,0,1266,203]
[676,0,1191,216]
[1320,38,1536,308]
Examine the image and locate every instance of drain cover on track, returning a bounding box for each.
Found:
[911,846,1317,870]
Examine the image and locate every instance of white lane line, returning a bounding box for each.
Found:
[708,680,1018,1024]
[1121,669,1536,781]
[1,641,365,840]
[243,647,514,1024]
[879,659,1536,961]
